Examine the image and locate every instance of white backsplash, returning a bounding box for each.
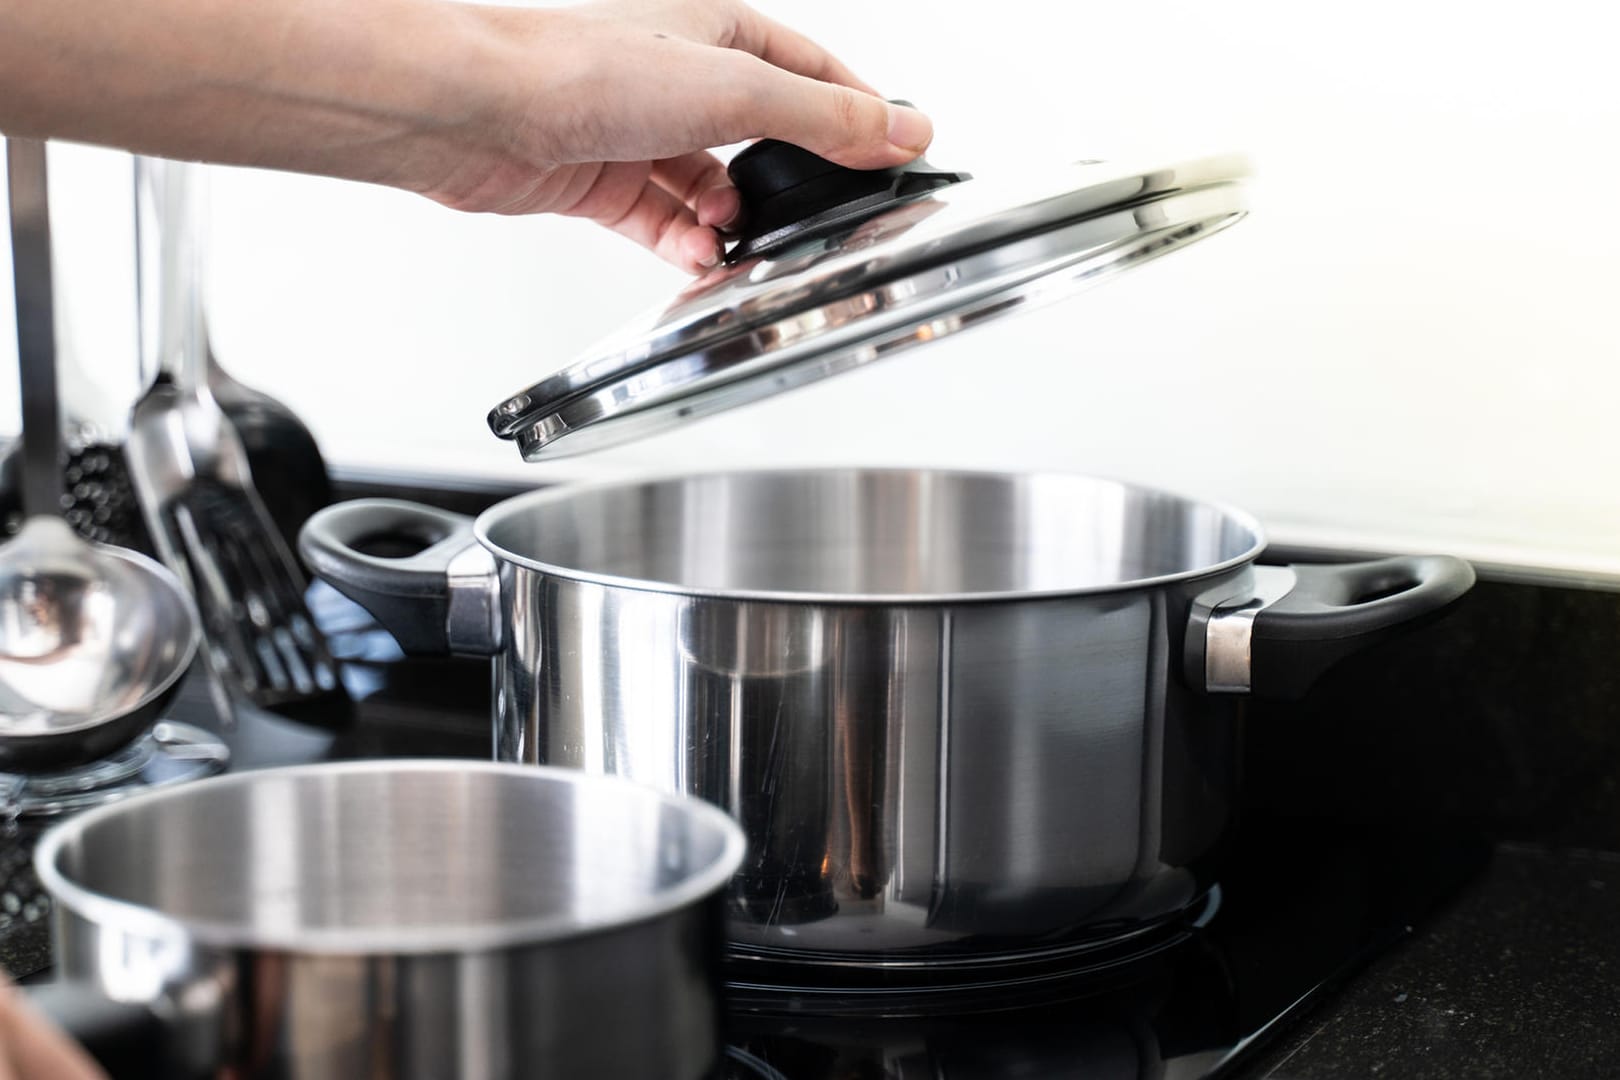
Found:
[3,0,1617,578]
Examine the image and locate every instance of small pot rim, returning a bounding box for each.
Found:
[470,466,1269,606]
[34,759,746,955]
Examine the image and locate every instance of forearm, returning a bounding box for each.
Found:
[1,0,929,270]
[0,0,514,191]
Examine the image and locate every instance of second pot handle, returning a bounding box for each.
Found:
[1188,555,1475,699]
[298,499,500,655]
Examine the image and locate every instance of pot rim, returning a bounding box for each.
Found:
[470,466,1269,605]
[34,759,747,955]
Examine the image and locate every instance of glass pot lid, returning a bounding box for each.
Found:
[488,143,1250,461]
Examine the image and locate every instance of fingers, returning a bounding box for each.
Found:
[717,58,933,170]
[692,183,741,231]
[650,151,740,231]
[0,979,108,1080]
[726,8,881,97]
[578,161,724,273]
[561,19,930,172]
[719,1,929,166]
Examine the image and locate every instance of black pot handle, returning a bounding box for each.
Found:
[24,980,168,1079]
[298,499,498,655]
[1187,555,1475,700]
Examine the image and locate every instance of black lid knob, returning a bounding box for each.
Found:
[725,109,968,262]
[728,139,857,208]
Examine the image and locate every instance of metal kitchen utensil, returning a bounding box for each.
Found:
[34,759,746,1079]
[300,468,1475,970]
[125,157,347,720]
[489,151,1250,460]
[0,156,154,552]
[0,138,200,772]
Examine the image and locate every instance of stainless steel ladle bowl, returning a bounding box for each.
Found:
[0,517,198,771]
[1,138,199,772]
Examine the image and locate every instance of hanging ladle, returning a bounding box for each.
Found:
[0,138,199,772]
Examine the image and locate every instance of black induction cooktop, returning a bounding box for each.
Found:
[719,814,1487,1079]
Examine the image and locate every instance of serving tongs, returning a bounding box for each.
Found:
[125,158,349,723]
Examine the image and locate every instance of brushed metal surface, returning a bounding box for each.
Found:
[486,157,1250,461]
[126,157,342,714]
[36,760,744,1078]
[478,469,1266,964]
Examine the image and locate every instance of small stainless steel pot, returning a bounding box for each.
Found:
[32,760,745,1079]
[300,469,1473,970]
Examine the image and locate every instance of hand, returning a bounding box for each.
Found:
[0,0,933,275]
[0,974,108,1080]
[414,0,935,271]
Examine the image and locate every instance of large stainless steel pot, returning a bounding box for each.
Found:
[32,760,745,1079]
[300,469,1473,969]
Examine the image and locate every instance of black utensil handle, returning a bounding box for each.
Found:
[24,981,167,1080]
[298,499,479,655]
[1251,555,1475,699]
[7,137,64,520]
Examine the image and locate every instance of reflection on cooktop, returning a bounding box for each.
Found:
[721,815,1489,1079]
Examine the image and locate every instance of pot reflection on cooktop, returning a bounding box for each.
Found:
[721,815,1489,1079]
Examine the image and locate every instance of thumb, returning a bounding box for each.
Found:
[729,61,934,170]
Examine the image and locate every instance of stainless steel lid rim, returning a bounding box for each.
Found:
[488,155,1251,459]
[486,160,1180,438]
[498,175,1235,438]
[491,156,1247,428]
[513,209,1247,460]
[507,185,1248,459]
[35,759,747,955]
[470,466,1269,606]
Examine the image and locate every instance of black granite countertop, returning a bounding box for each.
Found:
[1240,843,1620,1079]
[1228,571,1620,1079]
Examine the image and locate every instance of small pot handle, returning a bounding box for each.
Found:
[1188,555,1475,700]
[298,498,500,655]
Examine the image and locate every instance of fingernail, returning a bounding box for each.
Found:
[886,103,933,153]
[697,243,722,270]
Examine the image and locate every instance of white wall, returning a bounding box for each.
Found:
[4,0,1618,577]
[0,143,145,441]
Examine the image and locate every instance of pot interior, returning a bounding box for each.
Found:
[482,469,1263,599]
[38,762,741,950]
